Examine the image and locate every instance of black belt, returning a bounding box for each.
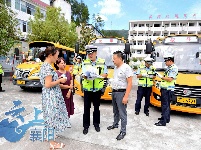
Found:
[112,89,126,92]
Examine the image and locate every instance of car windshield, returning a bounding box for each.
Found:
[154,42,201,73]
[92,43,125,67]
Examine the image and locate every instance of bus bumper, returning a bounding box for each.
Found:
[151,87,201,114]
[12,78,42,88]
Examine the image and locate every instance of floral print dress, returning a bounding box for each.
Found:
[39,62,71,135]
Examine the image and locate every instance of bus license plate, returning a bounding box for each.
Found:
[177,97,196,104]
[17,80,25,85]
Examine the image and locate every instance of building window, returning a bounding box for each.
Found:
[5,0,11,7]
[15,0,20,10]
[21,1,26,13]
[154,24,161,27]
[137,50,141,54]
[26,3,35,15]
[189,23,194,26]
[40,9,46,18]
[23,22,27,32]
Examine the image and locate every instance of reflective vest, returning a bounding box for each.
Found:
[161,64,178,91]
[0,64,3,74]
[73,62,82,75]
[138,65,155,87]
[82,58,105,91]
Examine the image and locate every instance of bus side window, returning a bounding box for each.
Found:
[58,49,63,58]
[62,50,68,63]
[68,52,75,65]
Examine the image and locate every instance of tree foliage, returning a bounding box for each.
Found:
[65,0,90,26]
[92,13,105,31]
[101,30,123,38]
[0,0,20,56]
[28,6,78,48]
[79,22,96,51]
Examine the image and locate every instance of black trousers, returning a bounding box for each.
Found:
[0,74,2,83]
[160,89,173,124]
[135,86,152,113]
[83,90,102,129]
[0,74,2,91]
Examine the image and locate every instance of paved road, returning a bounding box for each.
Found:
[0,77,201,150]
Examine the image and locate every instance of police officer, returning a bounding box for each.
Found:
[81,45,108,135]
[73,55,82,75]
[155,54,178,126]
[72,55,82,93]
[0,63,5,92]
[135,55,156,116]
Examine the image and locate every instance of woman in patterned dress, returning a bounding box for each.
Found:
[56,57,74,118]
[39,46,71,149]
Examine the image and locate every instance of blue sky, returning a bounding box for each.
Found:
[83,0,201,30]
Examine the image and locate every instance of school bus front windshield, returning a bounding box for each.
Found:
[154,41,201,73]
[90,39,126,68]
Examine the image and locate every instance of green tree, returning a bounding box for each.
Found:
[0,0,20,56]
[79,22,95,51]
[92,13,105,31]
[65,0,90,26]
[101,30,122,38]
[28,7,78,48]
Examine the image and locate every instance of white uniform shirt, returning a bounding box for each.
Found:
[112,63,133,89]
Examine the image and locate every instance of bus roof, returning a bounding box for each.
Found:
[29,41,75,52]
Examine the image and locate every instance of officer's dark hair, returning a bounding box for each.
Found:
[170,57,174,62]
[39,46,58,62]
[166,57,174,63]
[113,51,125,60]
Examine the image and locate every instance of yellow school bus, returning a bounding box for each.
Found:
[12,41,82,89]
[73,37,130,100]
[149,34,201,114]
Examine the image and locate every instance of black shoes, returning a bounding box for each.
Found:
[95,127,100,132]
[145,112,149,116]
[83,127,100,135]
[158,117,170,123]
[135,111,139,115]
[116,132,126,140]
[154,122,166,126]
[135,111,149,116]
[0,90,5,92]
[107,125,118,130]
[83,128,88,135]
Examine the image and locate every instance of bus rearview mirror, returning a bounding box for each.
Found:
[145,43,153,54]
[75,43,79,53]
[196,52,199,58]
[124,43,131,54]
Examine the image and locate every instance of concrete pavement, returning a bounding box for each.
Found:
[0,77,201,150]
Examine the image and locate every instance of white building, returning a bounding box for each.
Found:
[4,0,101,53]
[128,19,201,58]
[4,0,49,52]
[51,0,71,23]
